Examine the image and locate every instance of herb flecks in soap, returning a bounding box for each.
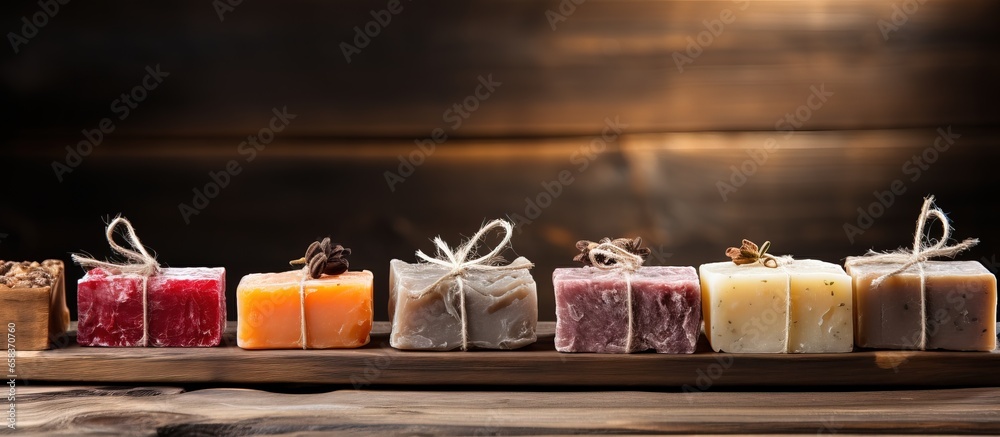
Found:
[290,237,351,279]
[726,239,779,268]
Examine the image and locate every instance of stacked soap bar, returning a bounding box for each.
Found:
[553,266,701,353]
[389,258,537,350]
[699,260,853,353]
[77,267,226,347]
[237,270,373,349]
[846,259,997,351]
[0,260,70,350]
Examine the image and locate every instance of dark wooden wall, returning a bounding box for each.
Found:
[2,0,997,321]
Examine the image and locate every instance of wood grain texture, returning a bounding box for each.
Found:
[2,0,997,137]
[15,322,1000,387]
[10,386,1000,435]
[3,129,999,323]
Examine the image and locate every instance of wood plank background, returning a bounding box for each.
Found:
[2,0,998,137]
[12,386,1000,434]
[1,0,997,322]
[3,131,998,322]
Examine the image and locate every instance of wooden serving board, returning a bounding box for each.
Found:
[17,322,1000,387]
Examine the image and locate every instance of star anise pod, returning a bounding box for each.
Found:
[574,237,650,267]
[726,239,778,268]
[290,237,351,279]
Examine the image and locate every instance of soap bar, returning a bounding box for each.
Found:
[553,266,701,353]
[389,258,537,350]
[237,270,373,349]
[77,267,226,347]
[846,259,996,351]
[0,260,70,350]
[699,260,853,353]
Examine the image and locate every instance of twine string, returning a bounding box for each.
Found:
[410,219,531,351]
[586,243,644,353]
[845,196,978,350]
[71,216,160,347]
[298,268,309,350]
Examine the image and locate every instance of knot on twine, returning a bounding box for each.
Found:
[726,239,793,268]
[411,219,531,351]
[587,242,645,271]
[71,216,160,347]
[847,196,978,288]
[71,216,161,276]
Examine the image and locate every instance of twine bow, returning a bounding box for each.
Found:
[71,216,161,347]
[410,219,531,351]
[848,196,978,288]
[845,196,978,350]
[585,240,645,353]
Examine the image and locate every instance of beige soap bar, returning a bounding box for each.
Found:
[700,260,853,353]
[846,259,996,351]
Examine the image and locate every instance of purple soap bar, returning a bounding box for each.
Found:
[554,266,701,353]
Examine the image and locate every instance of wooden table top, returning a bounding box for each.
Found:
[12,385,1000,435]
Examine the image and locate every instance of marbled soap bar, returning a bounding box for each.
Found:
[77,267,226,347]
[0,260,70,350]
[846,259,996,351]
[553,266,701,354]
[699,260,853,353]
[237,270,373,349]
[389,258,537,350]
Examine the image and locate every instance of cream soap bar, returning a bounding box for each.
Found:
[699,259,853,353]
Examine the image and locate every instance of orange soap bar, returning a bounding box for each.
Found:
[237,270,373,349]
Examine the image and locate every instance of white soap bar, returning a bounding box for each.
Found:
[699,260,853,353]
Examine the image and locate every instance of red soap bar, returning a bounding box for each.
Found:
[77,267,226,347]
